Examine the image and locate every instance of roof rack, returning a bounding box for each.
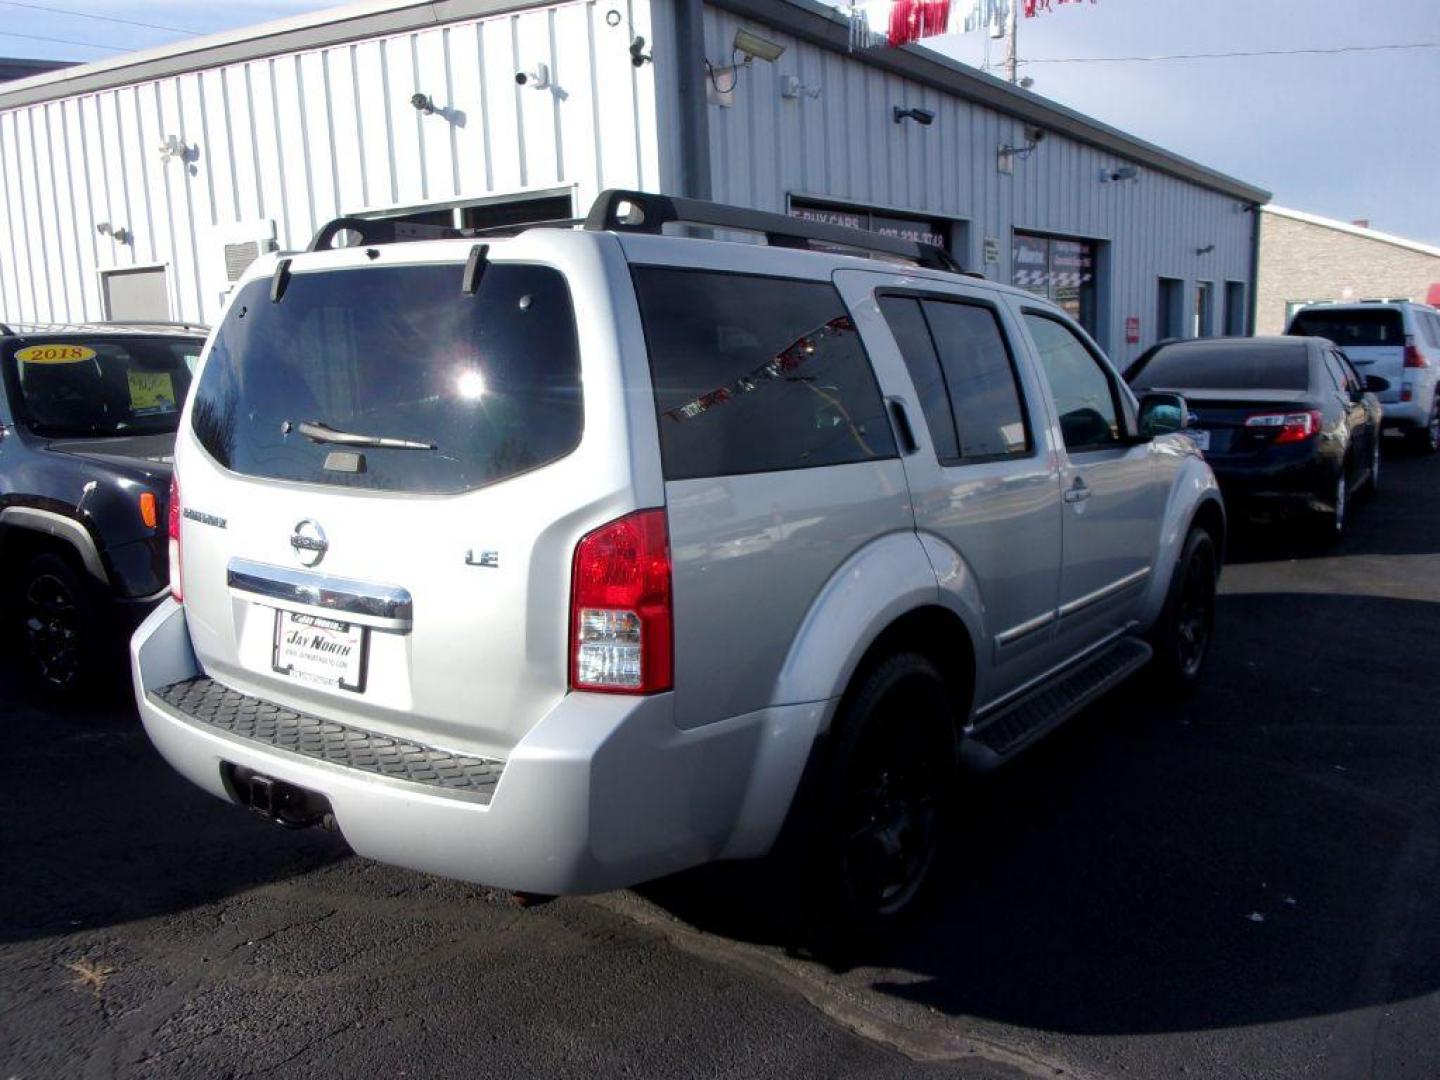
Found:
[303,190,971,275]
[307,214,582,252]
[583,189,968,274]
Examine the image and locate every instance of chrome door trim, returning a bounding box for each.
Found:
[995,609,1057,647]
[1058,566,1150,620]
[227,558,413,631]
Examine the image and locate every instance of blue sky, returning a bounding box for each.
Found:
[3,0,1438,243]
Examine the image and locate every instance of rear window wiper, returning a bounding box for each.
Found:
[297,420,435,451]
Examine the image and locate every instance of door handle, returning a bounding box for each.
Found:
[1064,478,1091,504]
[888,398,918,455]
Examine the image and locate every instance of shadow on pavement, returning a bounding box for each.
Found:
[0,662,350,946]
[646,589,1440,1036]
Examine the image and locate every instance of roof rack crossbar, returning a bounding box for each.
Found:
[583,189,966,274]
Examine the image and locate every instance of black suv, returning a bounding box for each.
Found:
[0,321,206,696]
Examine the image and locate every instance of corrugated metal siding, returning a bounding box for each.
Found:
[690,3,1256,363]
[0,0,661,326]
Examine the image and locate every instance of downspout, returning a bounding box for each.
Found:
[1247,202,1263,334]
[672,0,712,199]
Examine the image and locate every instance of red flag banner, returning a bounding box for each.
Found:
[887,0,952,46]
[841,0,1094,50]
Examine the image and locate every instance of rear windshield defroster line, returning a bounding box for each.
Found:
[190,262,583,495]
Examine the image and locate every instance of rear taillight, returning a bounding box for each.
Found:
[569,509,672,694]
[1404,336,1428,369]
[167,474,182,602]
[1245,409,1322,445]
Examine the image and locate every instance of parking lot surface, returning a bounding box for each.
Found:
[3,451,1438,1080]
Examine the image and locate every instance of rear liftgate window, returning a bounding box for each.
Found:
[192,262,582,494]
[632,268,896,480]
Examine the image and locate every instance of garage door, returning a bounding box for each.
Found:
[102,267,171,321]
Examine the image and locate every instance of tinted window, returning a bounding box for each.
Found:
[633,269,895,480]
[1289,308,1405,346]
[1024,313,1121,451]
[1131,343,1311,391]
[4,336,199,436]
[191,263,582,494]
[877,296,959,461]
[921,300,1029,458]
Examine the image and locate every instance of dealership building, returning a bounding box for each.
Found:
[0,0,1268,365]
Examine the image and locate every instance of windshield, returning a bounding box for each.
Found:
[1131,343,1310,391]
[4,336,200,436]
[190,262,582,494]
[1289,308,1405,347]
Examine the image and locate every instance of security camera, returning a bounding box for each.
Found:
[410,92,436,114]
[629,35,651,67]
[515,62,550,89]
[893,106,935,126]
[1027,126,1045,143]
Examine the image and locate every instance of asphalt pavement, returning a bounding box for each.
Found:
[3,447,1438,1079]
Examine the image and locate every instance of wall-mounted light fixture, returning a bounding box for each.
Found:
[96,221,130,244]
[893,105,935,126]
[157,134,195,164]
[734,28,785,64]
[998,127,1045,173]
[1099,165,1140,183]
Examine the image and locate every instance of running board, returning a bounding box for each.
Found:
[961,636,1152,769]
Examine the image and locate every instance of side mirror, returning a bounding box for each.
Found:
[1363,374,1388,394]
[1137,391,1190,438]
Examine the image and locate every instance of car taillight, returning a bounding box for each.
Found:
[1404,337,1428,368]
[1245,409,1322,444]
[569,509,672,694]
[167,474,182,602]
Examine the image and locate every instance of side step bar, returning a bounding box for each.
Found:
[961,636,1152,769]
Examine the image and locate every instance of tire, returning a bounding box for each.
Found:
[11,552,102,701]
[1409,396,1440,455]
[802,653,956,941]
[1317,468,1347,543]
[1148,527,1218,691]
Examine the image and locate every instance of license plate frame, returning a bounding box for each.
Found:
[1187,428,1211,452]
[271,609,369,693]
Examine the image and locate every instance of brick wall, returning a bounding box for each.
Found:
[1257,213,1440,334]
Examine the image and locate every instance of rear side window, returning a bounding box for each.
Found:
[921,300,1030,459]
[877,297,960,461]
[191,263,582,494]
[1289,308,1405,346]
[633,269,896,480]
[1131,343,1311,391]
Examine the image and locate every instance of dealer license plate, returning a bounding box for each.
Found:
[272,610,368,692]
[1187,428,1210,452]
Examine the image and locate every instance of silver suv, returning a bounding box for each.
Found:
[132,191,1225,933]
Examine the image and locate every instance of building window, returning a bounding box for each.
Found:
[1195,281,1215,337]
[1012,232,1098,336]
[1224,281,1247,335]
[788,197,954,252]
[1157,277,1185,340]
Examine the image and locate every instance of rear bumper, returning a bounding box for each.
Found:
[1209,458,1334,519]
[131,600,825,895]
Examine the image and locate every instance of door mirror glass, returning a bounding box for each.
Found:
[1137,391,1189,437]
[1363,374,1387,394]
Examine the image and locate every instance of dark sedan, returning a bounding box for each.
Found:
[1125,336,1382,540]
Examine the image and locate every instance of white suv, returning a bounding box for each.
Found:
[1288,301,1440,452]
[132,191,1226,933]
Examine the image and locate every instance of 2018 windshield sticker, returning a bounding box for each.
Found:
[15,343,96,365]
[127,370,177,416]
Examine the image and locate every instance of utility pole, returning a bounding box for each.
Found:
[1004,0,1019,83]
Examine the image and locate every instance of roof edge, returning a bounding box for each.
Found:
[0,0,542,109]
[713,0,1270,206]
[1263,205,1440,259]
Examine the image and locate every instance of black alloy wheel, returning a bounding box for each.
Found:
[1370,434,1381,493]
[15,553,96,699]
[1426,398,1440,454]
[1150,527,1217,690]
[814,654,955,939]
